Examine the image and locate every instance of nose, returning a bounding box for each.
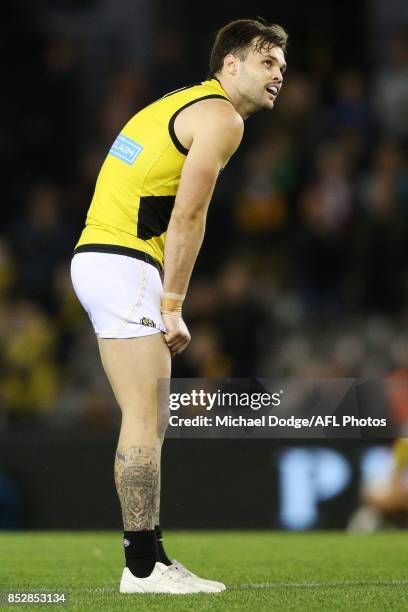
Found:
[273,70,283,83]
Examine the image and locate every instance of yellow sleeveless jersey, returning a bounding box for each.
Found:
[74,78,230,271]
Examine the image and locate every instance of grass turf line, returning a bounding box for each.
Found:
[1,531,408,611]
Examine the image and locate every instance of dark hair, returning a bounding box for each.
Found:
[208,19,288,78]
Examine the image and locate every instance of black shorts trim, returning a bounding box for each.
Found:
[168,94,230,155]
[73,244,163,273]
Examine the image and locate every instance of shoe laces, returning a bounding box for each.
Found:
[171,560,192,576]
[165,564,193,584]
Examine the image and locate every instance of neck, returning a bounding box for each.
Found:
[214,74,252,120]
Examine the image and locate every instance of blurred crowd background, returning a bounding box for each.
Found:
[1,0,408,429]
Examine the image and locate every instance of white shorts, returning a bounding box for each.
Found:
[71,252,167,338]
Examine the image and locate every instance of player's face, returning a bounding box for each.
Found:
[235,41,286,113]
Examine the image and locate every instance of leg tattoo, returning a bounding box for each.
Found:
[154,467,161,526]
[115,446,159,530]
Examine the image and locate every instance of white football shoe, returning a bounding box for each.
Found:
[171,559,226,592]
[119,562,220,594]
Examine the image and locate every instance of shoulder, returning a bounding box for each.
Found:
[173,95,244,160]
[179,97,243,134]
[189,99,244,154]
[194,97,243,131]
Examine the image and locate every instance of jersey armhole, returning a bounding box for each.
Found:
[168,94,230,156]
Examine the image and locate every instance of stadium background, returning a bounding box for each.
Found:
[0,0,407,530]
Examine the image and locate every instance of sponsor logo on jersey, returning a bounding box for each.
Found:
[109,134,143,165]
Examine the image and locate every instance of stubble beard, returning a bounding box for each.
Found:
[238,71,273,115]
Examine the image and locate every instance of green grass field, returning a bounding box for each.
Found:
[1,531,407,611]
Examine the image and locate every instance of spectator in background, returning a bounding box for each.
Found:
[358,141,407,217]
[352,141,407,314]
[215,259,269,376]
[331,71,371,135]
[373,30,408,138]
[273,73,321,145]
[0,300,58,421]
[182,325,232,378]
[23,35,81,181]
[0,240,16,303]
[11,182,73,311]
[235,130,296,239]
[291,141,354,323]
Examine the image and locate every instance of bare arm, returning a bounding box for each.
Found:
[162,101,243,355]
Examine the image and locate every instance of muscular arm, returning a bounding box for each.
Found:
[164,102,243,293]
[162,100,243,354]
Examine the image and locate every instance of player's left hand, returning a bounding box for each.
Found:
[162,312,191,356]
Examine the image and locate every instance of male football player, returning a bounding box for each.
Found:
[71,18,288,593]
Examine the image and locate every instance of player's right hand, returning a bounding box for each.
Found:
[162,312,191,356]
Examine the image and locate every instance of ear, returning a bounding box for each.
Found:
[223,53,239,76]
